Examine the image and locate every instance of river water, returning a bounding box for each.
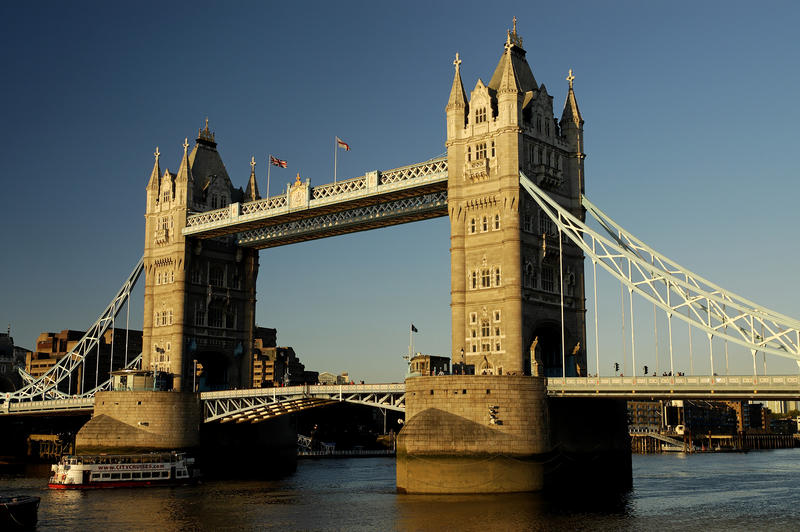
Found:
[2,450,800,531]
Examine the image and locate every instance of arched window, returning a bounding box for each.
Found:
[467,147,471,162]
[491,140,495,157]
[471,271,477,289]
[494,214,500,230]
[524,262,536,289]
[495,268,501,287]
[482,216,488,232]
[470,218,476,234]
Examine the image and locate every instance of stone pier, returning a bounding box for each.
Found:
[396,375,631,494]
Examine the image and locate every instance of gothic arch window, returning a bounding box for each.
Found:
[208,302,224,328]
[209,265,225,287]
[491,140,495,157]
[536,115,542,133]
[542,266,555,293]
[194,301,206,326]
[524,262,537,289]
[162,189,170,203]
[545,120,550,137]
[494,214,500,230]
[470,218,476,234]
[537,147,543,166]
[481,216,488,232]
[467,146,471,162]
[539,210,555,236]
[481,268,490,288]
[471,271,478,289]
[481,320,490,337]
[494,267,501,287]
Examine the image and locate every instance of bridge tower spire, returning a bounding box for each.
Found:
[446,23,587,378]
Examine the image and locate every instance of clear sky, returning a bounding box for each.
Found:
[1,1,798,382]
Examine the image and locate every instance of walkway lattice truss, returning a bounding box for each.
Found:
[202,384,406,423]
[1,258,145,403]
[520,172,800,369]
[238,192,447,247]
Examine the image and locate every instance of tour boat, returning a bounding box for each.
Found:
[48,451,198,489]
[0,496,40,530]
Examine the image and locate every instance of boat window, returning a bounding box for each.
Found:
[91,473,101,480]
[121,473,131,480]
[142,472,151,478]
[111,473,121,480]
[102,473,111,479]
[132,472,141,479]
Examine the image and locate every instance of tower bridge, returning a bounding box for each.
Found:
[2,21,799,494]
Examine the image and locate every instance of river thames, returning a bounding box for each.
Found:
[2,450,800,531]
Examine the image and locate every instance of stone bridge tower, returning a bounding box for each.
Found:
[142,122,259,392]
[447,23,587,377]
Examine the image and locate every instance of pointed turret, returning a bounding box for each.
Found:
[147,147,161,189]
[447,53,468,110]
[446,53,468,140]
[560,69,586,202]
[245,156,261,201]
[174,138,194,205]
[560,69,583,127]
[146,147,161,212]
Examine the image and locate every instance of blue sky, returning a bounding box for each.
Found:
[1,1,798,381]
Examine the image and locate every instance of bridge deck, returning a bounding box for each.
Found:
[547,375,800,400]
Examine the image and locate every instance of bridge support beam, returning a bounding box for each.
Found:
[396,376,631,494]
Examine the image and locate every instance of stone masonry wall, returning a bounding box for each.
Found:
[76,391,202,453]
[401,375,550,456]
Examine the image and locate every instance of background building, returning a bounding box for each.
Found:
[25,328,142,395]
[251,327,317,387]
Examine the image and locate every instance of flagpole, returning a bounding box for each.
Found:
[409,325,413,360]
[334,137,337,184]
[266,154,271,198]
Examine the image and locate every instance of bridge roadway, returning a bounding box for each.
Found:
[3,376,800,418]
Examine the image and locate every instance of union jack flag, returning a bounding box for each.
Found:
[270,155,287,168]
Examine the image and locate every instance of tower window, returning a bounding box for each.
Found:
[467,147,471,162]
[524,262,537,289]
[491,140,495,158]
[495,268,501,286]
[476,107,487,123]
[481,320,490,337]
[481,268,490,288]
[542,267,555,293]
[523,214,533,233]
[494,214,500,230]
[476,143,487,159]
[482,216,488,232]
[539,211,556,236]
[471,271,478,289]
[470,218,476,234]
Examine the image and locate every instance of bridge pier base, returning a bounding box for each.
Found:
[75,391,202,454]
[396,376,631,494]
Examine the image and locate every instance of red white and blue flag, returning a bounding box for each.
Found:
[336,136,350,151]
[270,155,287,168]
